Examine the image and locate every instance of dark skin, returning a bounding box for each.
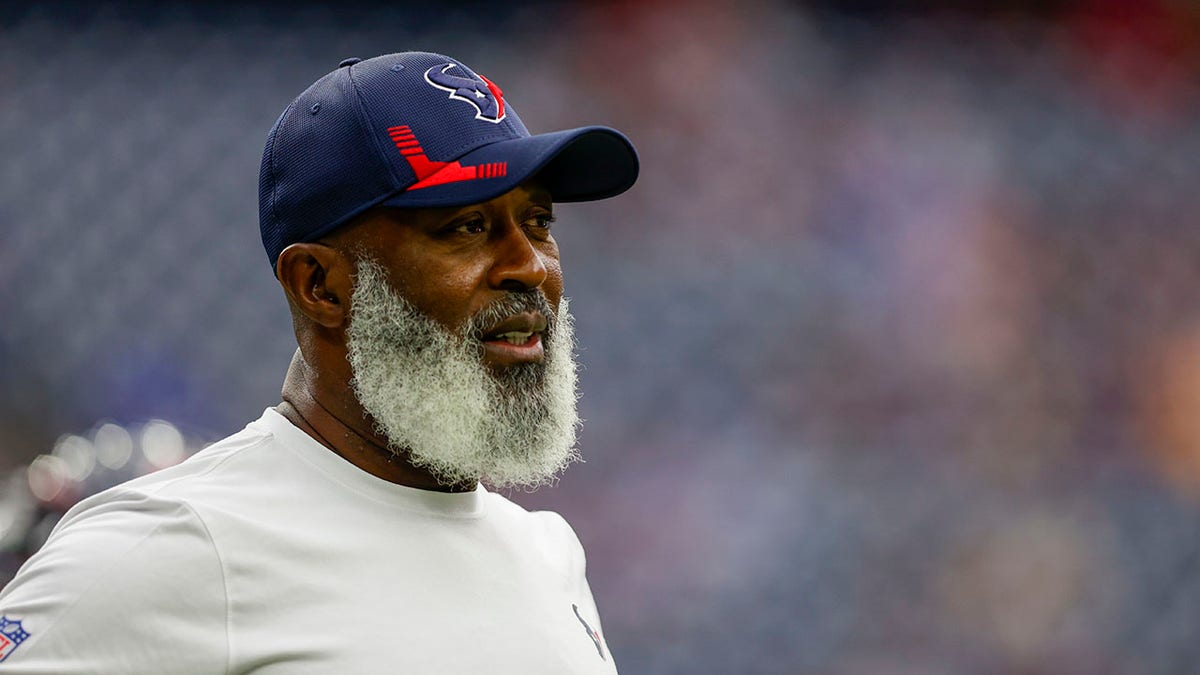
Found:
[273,182,562,492]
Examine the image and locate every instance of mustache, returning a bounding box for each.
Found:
[465,291,556,343]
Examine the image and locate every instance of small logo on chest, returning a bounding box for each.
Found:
[572,604,605,661]
[0,616,30,662]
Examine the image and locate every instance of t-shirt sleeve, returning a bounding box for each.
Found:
[0,490,228,674]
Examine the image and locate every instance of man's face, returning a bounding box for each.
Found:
[344,183,564,366]
[333,184,580,489]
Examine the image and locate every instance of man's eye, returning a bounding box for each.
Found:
[528,213,556,230]
[452,218,487,235]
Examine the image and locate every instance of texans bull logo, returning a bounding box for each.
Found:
[424,63,507,123]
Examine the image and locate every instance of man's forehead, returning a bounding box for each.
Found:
[430,180,553,213]
[325,181,550,246]
[371,182,549,224]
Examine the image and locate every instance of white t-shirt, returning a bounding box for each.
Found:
[0,409,616,673]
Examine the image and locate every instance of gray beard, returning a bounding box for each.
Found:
[344,257,580,489]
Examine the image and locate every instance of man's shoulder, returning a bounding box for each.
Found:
[30,411,285,575]
[0,413,297,670]
[26,414,281,579]
[68,409,306,524]
[116,412,277,497]
[0,455,235,671]
[481,492,589,566]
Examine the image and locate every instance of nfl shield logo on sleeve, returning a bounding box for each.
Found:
[0,616,30,661]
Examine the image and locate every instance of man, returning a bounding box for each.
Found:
[0,52,638,672]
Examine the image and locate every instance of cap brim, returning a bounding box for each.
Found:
[378,126,639,209]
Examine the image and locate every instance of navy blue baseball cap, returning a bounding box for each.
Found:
[259,51,640,270]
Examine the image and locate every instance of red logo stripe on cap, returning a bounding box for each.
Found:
[478,162,507,178]
[386,126,506,191]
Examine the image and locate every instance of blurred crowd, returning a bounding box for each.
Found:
[2,0,1200,672]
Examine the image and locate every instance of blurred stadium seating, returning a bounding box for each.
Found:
[2,0,1200,672]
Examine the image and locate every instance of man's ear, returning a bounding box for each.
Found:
[276,243,351,328]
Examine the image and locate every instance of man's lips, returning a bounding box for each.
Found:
[481,311,548,365]
[482,311,548,339]
[483,332,544,366]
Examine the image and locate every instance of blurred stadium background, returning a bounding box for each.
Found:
[3,0,1200,671]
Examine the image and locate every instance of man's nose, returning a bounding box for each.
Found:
[487,223,548,291]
